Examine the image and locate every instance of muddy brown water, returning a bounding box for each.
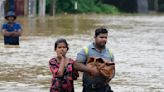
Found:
[0,14,164,92]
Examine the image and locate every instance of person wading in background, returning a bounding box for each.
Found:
[1,11,22,45]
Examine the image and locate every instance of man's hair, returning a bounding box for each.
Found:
[54,38,69,50]
[94,28,108,37]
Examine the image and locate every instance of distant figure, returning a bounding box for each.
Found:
[1,11,22,45]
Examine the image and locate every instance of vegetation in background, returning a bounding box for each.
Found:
[46,0,51,14]
[101,0,137,13]
[44,0,164,15]
[55,0,119,14]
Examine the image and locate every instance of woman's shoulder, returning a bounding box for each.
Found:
[49,57,57,64]
[68,58,75,64]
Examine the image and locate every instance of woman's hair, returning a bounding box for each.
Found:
[54,38,69,50]
[94,28,108,38]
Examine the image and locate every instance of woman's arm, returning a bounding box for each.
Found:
[56,57,65,77]
[49,57,65,77]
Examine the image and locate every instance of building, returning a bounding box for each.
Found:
[3,0,50,17]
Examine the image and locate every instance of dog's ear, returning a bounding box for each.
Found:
[96,58,104,63]
[87,57,95,63]
[106,62,115,66]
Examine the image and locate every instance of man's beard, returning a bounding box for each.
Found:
[97,43,106,49]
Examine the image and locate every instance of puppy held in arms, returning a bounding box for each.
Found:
[87,57,115,82]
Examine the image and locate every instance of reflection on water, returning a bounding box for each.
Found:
[0,14,164,92]
[20,15,96,37]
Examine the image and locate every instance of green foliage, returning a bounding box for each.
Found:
[55,0,119,14]
[46,0,51,13]
[56,0,74,13]
[99,4,119,14]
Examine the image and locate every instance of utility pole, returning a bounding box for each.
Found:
[39,0,46,16]
[74,0,78,10]
[28,0,36,17]
[0,0,5,19]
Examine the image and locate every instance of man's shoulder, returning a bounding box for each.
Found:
[86,43,94,49]
[1,23,8,29]
[2,23,8,26]
[14,22,22,30]
[14,22,21,26]
[82,43,93,51]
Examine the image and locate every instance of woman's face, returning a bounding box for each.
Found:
[55,42,68,56]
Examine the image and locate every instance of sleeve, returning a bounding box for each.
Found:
[49,59,59,77]
[72,68,79,80]
[108,49,114,62]
[76,49,87,64]
[1,24,7,30]
[72,61,79,80]
[111,53,114,62]
[16,23,22,31]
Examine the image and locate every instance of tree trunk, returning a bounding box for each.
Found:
[50,0,56,16]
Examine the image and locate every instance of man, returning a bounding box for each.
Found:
[75,28,114,92]
[1,11,22,45]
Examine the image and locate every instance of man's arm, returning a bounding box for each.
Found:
[13,23,23,36]
[73,61,100,76]
[1,24,12,36]
[75,48,100,76]
[73,61,89,72]
[13,30,22,36]
[1,29,13,36]
[1,29,22,37]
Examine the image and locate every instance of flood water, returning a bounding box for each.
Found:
[0,14,164,92]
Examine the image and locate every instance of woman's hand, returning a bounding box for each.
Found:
[57,54,65,62]
[56,54,66,77]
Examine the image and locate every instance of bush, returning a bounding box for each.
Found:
[99,4,119,14]
[55,0,119,14]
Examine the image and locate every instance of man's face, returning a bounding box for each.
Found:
[7,16,15,23]
[95,33,108,47]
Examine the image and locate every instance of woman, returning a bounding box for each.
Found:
[49,38,79,92]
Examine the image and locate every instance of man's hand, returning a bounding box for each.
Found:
[3,31,13,36]
[12,31,22,36]
[87,64,100,76]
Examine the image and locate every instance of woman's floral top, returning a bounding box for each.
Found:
[49,58,79,92]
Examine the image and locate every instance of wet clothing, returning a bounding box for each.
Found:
[83,83,113,92]
[76,43,114,92]
[49,58,79,92]
[1,22,22,45]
